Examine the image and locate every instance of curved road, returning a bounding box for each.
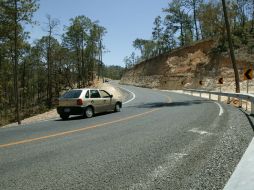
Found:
[0,83,253,190]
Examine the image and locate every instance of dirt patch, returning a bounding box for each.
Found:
[120,39,254,91]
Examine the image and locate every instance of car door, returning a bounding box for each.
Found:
[89,90,104,113]
[99,90,113,111]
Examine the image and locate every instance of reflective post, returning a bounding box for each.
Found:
[246,80,249,110]
[251,101,254,115]
[227,96,230,104]
[218,85,222,102]
[239,99,242,108]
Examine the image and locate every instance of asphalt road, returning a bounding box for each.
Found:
[0,84,253,190]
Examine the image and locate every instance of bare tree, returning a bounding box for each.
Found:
[221,0,240,93]
[45,15,59,108]
[13,0,20,124]
[184,0,202,40]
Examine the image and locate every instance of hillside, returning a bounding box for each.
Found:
[120,39,254,91]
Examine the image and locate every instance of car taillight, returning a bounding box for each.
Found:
[77,99,83,105]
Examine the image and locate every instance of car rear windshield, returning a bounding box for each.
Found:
[61,90,82,98]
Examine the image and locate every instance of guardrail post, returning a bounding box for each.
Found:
[186,89,254,115]
[239,99,242,108]
[251,101,254,115]
[227,97,230,104]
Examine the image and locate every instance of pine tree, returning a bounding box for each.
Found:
[0,0,39,124]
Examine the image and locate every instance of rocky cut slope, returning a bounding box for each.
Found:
[120,39,253,90]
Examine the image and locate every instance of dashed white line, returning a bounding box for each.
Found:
[174,153,188,158]
[189,128,211,135]
[214,102,224,116]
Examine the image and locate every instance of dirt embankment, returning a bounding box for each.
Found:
[120,39,254,92]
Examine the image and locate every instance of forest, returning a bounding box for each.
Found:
[0,0,124,126]
[124,0,254,68]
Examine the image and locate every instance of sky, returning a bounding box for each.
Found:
[27,0,169,67]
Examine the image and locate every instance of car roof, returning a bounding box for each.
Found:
[70,88,99,91]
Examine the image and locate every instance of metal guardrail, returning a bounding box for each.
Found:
[183,89,254,115]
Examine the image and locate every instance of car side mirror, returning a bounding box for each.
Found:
[109,95,113,98]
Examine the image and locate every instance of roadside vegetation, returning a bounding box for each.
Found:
[0,0,124,126]
[1,0,254,126]
[124,0,254,69]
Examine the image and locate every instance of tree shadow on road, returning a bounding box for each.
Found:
[134,100,212,109]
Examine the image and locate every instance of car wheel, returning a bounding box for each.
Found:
[114,103,121,112]
[60,114,69,120]
[85,106,94,118]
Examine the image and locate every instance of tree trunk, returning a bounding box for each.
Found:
[180,12,184,46]
[98,38,102,80]
[221,0,240,93]
[47,29,52,108]
[193,1,199,41]
[240,2,246,29]
[199,23,203,39]
[251,0,254,31]
[76,46,81,88]
[21,59,26,109]
[14,0,21,124]
[81,32,85,87]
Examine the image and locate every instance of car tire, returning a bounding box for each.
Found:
[114,103,121,112]
[85,106,94,118]
[60,114,69,120]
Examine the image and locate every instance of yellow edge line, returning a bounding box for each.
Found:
[0,108,160,148]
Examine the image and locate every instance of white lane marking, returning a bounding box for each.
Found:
[189,128,211,135]
[174,153,188,158]
[214,102,224,116]
[118,86,136,104]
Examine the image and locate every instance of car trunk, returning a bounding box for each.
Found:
[59,98,79,106]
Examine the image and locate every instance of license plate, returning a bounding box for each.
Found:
[64,108,70,113]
